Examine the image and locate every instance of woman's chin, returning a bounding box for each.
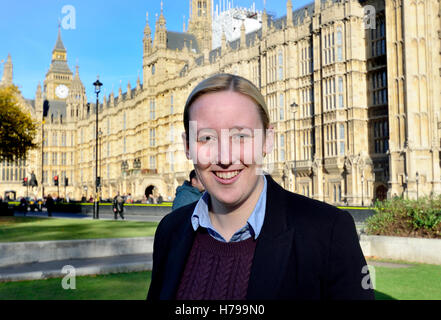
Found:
[209,190,243,208]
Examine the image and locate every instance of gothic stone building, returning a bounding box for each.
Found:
[2,0,441,206]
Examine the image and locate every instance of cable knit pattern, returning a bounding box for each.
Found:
[176,229,257,300]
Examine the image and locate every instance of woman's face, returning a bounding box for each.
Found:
[184,90,273,209]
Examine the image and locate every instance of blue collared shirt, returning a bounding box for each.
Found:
[191,175,267,243]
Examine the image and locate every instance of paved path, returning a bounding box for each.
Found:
[0,253,152,282]
[365,260,414,268]
[0,253,413,283]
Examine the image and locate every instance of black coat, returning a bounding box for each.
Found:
[147,175,374,300]
[45,197,54,210]
[113,196,125,212]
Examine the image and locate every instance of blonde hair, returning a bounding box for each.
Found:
[183,73,270,141]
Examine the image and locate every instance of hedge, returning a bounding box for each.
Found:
[366,196,441,239]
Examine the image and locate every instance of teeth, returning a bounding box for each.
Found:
[214,170,240,179]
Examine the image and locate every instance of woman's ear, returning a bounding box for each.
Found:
[263,125,274,156]
[182,132,191,159]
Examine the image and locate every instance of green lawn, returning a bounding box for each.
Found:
[372,261,441,300]
[0,217,158,242]
[1,261,441,300]
[0,271,151,300]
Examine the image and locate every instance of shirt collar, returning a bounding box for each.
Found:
[191,175,267,240]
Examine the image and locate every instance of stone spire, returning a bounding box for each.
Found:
[187,0,212,52]
[67,65,86,120]
[287,0,293,27]
[54,24,66,52]
[262,9,268,35]
[221,30,227,53]
[154,1,167,49]
[240,20,246,48]
[73,65,80,80]
[118,81,123,100]
[1,53,13,85]
[144,11,151,35]
[48,26,71,75]
[126,81,132,99]
[69,65,86,98]
[35,82,43,116]
[314,0,321,13]
[110,87,115,106]
[69,65,85,93]
[143,12,152,55]
[36,82,42,99]
[136,75,141,91]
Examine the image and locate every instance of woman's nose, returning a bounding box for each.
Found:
[218,130,232,165]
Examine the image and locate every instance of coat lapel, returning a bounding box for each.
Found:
[159,211,196,300]
[247,175,297,300]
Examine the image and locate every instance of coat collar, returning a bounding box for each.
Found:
[159,174,296,300]
[247,174,296,299]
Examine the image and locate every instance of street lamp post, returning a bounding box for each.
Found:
[41,100,49,199]
[93,77,103,219]
[41,123,44,200]
[290,102,298,192]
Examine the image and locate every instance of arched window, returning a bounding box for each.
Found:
[336,26,343,61]
[278,51,283,80]
[279,93,284,120]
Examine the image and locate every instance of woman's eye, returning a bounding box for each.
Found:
[232,134,250,140]
[198,136,215,142]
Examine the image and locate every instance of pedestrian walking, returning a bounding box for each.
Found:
[45,194,54,217]
[112,192,125,220]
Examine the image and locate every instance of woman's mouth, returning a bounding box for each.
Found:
[212,170,242,184]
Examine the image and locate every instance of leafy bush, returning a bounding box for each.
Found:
[366,195,441,238]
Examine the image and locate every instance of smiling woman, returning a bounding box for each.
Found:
[147,74,375,301]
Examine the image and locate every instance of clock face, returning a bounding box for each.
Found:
[55,84,69,99]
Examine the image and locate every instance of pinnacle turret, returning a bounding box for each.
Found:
[54,25,66,52]
[1,53,13,85]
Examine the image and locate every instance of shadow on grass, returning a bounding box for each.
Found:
[374,290,396,300]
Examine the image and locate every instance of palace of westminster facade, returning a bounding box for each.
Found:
[1,0,440,206]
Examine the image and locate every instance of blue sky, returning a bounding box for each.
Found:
[0,0,312,102]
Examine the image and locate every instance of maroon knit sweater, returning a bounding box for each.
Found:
[176,229,257,300]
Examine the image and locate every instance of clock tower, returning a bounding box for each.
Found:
[43,26,73,100]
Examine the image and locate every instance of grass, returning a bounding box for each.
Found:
[1,261,441,300]
[372,262,441,300]
[0,271,151,300]
[0,217,158,242]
